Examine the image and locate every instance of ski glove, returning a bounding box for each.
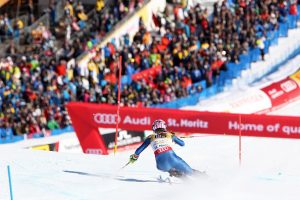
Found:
[129,154,139,163]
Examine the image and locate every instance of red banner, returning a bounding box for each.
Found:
[67,103,110,155]
[261,77,300,108]
[131,65,162,83]
[67,103,300,154]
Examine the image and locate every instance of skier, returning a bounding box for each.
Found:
[129,119,195,177]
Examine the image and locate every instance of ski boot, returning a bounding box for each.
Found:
[168,168,184,178]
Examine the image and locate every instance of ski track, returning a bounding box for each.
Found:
[1,135,300,200]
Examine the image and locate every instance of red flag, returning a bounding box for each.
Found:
[152,13,160,27]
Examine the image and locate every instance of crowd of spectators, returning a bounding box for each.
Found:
[0,0,146,137]
[0,0,299,138]
[2,0,145,54]
[92,0,297,106]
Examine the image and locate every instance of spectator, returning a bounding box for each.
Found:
[257,36,266,61]
[64,1,74,17]
[290,0,298,15]
[96,0,105,13]
[47,116,60,130]
[27,0,35,25]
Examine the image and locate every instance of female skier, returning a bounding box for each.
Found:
[129,119,195,177]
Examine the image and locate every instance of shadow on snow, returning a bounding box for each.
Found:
[63,170,165,183]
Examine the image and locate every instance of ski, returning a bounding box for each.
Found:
[157,175,182,184]
[157,175,172,184]
[192,169,208,177]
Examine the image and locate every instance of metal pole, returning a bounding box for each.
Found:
[114,56,123,155]
[7,165,14,200]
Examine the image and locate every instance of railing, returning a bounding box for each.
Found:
[71,7,96,38]
[12,14,29,29]
[25,13,50,34]
[55,0,66,23]
[0,14,28,44]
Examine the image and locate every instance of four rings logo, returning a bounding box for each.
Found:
[93,113,121,124]
[280,80,297,93]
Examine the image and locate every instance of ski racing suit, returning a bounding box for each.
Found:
[133,131,193,175]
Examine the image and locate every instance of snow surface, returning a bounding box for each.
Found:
[1,134,300,200]
[269,99,300,116]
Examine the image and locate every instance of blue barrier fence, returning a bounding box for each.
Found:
[0,126,74,144]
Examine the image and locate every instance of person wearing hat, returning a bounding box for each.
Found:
[128,119,196,177]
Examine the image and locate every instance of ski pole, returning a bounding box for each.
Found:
[179,135,200,138]
[121,161,131,169]
[179,135,212,138]
[169,131,199,138]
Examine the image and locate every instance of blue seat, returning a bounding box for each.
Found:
[198,90,207,101]
[199,80,206,89]
[187,79,206,93]
[13,135,25,142]
[298,5,300,20]
[266,31,272,39]
[217,72,229,87]
[239,54,250,63]
[226,63,237,78]
[264,39,270,54]
[270,30,279,45]
[225,79,232,87]
[288,15,297,29]
[0,128,14,141]
[0,128,5,138]
[239,56,251,70]
[206,85,217,97]
[279,22,288,37]
[226,62,242,78]
[32,132,44,138]
[250,48,260,62]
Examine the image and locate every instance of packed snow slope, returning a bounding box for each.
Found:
[1,133,300,200]
[269,99,300,116]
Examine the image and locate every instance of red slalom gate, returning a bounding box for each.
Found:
[66,102,300,155]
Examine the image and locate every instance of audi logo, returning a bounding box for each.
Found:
[93,113,120,124]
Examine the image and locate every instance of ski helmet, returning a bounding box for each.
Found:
[152,119,167,132]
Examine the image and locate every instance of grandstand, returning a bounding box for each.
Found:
[1,0,300,145]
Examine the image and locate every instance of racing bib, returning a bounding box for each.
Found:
[150,133,173,156]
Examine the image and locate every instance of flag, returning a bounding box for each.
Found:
[152,13,160,27]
